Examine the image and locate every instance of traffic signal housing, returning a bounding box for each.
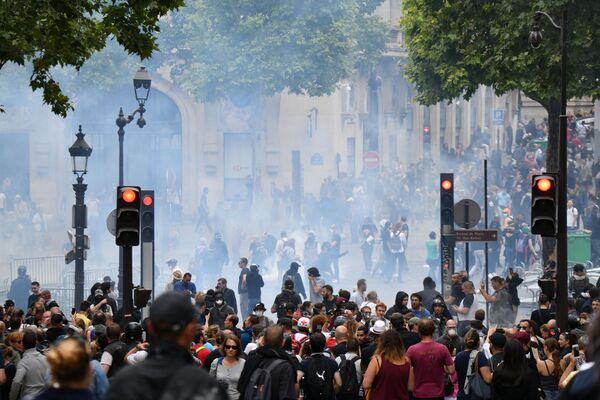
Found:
[440,174,454,234]
[140,190,154,243]
[116,186,141,246]
[531,174,558,236]
[423,127,431,158]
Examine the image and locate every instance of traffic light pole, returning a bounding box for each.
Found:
[117,111,126,310]
[556,10,568,333]
[122,245,133,322]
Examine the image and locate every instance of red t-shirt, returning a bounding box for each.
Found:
[406,340,453,398]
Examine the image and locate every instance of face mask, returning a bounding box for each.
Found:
[447,328,457,337]
[363,313,371,319]
[216,300,223,306]
[255,310,264,317]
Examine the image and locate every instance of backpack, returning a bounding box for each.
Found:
[389,232,403,252]
[243,358,286,400]
[301,354,335,400]
[337,355,360,400]
[291,333,309,355]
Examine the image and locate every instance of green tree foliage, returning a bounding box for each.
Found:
[159,0,389,102]
[400,0,600,170]
[0,0,183,116]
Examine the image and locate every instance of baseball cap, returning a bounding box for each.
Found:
[489,333,507,348]
[150,292,197,334]
[513,331,531,345]
[253,303,266,311]
[94,289,104,297]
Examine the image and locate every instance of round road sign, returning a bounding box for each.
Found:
[363,151,380,169]
[454,199,481,229]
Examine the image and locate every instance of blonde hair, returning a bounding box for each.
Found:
[46,339,91,384]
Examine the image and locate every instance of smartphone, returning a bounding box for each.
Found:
[573,344,580,357]
[71,307,76,315]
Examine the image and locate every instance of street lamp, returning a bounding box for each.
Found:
[68,125,93,307]
[115,67,152,314]
[529,9,568,332]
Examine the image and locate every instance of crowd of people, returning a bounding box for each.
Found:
[0,252,599,400]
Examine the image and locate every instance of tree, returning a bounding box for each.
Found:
[0,0,183,116]
[400,0,600,172]
[158,0,389,103]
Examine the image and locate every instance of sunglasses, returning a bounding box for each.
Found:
[224,345,238,350]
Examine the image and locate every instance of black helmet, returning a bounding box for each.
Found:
[124,322,143,341]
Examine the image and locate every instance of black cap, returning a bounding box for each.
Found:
[307,267,320,277]
[150,292,196,334]
[254,303,266,311]
[489,333,507,348]
[290,261,300,270]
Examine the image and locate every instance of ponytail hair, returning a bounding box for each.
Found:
[544,338,563,378]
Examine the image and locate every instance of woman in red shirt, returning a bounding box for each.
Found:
[363,329,414,399]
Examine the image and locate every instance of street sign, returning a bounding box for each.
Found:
[106,209,117,237]
[310,153,324,166]
[363,151,380,169]
[454,199,481,229]
[493,109,505,126]
[455,229,498,242]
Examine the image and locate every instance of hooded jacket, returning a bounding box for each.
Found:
[385,291,410,319]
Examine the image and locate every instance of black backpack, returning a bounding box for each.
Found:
[337,354,360,400]
[243,358,286,400]
[301,354,335,400]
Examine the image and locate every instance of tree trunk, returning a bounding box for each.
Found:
[541,97,560,265]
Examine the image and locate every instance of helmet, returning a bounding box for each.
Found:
[124,322,143,341]
[297,317,310,329]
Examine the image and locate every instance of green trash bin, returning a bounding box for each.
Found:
[568,231,592,264]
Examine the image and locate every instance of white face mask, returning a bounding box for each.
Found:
[216,300,224,306]
[447,328,457,337]
[255,310,264,317]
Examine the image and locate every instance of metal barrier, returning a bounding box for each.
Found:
[10,256,65,286]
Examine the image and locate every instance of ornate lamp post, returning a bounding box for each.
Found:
[68,125,93,306]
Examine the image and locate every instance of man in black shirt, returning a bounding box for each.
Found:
[238,326,298,399]
[271,280,302,319]
[216,278,238,314]
[530,294,554,335]
[445,273,465,309]
[330,325,348,358]
[321,285,337,312]
[106,292,227,400]
[390,312,420,350]
[488,332,506,371]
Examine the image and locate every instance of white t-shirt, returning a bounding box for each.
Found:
[567,207,578,228]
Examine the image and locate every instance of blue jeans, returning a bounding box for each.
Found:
[544,389,559,400]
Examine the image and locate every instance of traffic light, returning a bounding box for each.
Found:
[440,174,454,233]
[140,190,154,243]
[116,186,141,246]
[423,127,431,158]
[531,174,558,236]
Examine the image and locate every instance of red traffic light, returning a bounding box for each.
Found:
[122,189,137,203]
[536,178,553,192]
[441,180,453,190]
[142,195,153,206]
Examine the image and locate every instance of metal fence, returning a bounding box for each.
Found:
[2,256,125,313]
